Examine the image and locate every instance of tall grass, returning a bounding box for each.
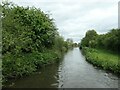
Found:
[82,47,120,74]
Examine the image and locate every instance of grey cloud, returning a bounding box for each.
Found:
[10,0,119,43]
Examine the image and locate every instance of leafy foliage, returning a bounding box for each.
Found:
[2,2,74,83]
[81,29,120,53]
[81,30,98,48]
[2,3,58,54]
[80,29,120,74]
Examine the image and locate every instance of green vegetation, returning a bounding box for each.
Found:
[80,29,120,52]
[2,2,74,83]
[80,29,120,74]
[82,47,120,74]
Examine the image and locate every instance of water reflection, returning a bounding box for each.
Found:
[11,63,59,88]
[9,48,118,88]
[58,48,118,88]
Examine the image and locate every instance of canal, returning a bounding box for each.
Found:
[9,48,118,88]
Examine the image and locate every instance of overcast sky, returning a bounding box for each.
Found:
[9,0,119,43]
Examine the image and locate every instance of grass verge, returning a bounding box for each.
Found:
[82,47,120,74]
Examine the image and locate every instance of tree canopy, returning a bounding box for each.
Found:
[80,29,120,53]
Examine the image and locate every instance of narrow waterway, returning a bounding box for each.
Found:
[10,48,118,88]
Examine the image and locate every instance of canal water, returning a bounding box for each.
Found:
[9,48,118,88]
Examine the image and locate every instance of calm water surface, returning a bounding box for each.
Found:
[9,48,118,88]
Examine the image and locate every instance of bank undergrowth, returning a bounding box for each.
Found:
[2,2,74,84]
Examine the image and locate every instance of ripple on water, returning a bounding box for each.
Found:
[7,48,118,88]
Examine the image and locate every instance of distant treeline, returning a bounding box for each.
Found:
[2,2,74,83]
[80,29,120,53]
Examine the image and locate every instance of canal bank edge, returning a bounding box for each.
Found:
[80,47,120,75]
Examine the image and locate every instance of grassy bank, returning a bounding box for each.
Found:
[82,47,120,74]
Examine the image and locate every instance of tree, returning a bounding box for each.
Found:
[80,28,120,53]
[81,30,98,48]
[2,2,58,54]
